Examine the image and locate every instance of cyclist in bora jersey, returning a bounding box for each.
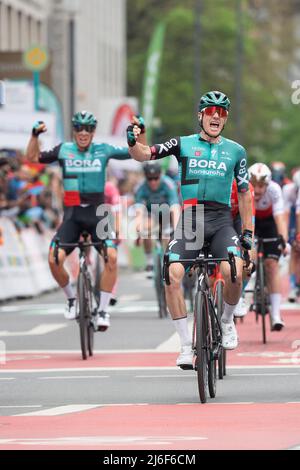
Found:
[26,111,144,331]
[127,91,254,369]
[134,162,181,276]
[248,163,289,331]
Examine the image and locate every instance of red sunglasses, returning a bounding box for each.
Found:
[202,106,228,118]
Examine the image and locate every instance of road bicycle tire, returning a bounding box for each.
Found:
[257,258,267,344]
[94,255,102,307]
[86,277,95,357]
[78,271,89,360]
[208,299,217,398]
[215,281,226,380]
[194,292,209,403]
[155,252,168,318]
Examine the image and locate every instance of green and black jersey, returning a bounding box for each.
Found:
[150,134,249,208]
[40,142,130,207]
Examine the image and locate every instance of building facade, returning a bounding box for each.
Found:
[0,0,49,51]
[0,0,127,138]
[49,0,127,136]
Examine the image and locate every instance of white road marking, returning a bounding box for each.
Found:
[0,378,15,381]
[1,365,300,374]
[0,435,208,446]
[0,405,42,409]
[231,373,299,377]
[0,324,67,337]
[17,404,101,416]
[119,294,142,302]
[136,375,195,379]
[15,403,150,417]
[39,376,109,380]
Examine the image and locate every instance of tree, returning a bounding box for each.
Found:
[127,0,299,170]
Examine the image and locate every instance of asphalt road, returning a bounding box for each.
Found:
[1,268,300,450]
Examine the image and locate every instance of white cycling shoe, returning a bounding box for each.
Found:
[234,297,249,318]
[97,311,111,332]
[271,318,285,332]
[64,299,77,320]
[177,344,194,370]
[221,319,238,350]
[288,288,299,303]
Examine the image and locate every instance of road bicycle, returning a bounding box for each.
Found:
[247,236,285,344]
[164,244,237,404]
[54,232,108,360]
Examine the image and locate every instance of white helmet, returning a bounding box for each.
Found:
[293,170,300,190]
[248,163,272,185]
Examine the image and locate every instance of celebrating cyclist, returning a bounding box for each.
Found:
[134,162,181,276]
[127,91,254,369]
[283,169,300,302]
[26,111,144,332]
[248,163,289,331]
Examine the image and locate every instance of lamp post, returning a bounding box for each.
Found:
[235,0,244,143]
[63,0,80,135]
[194,0,203,132]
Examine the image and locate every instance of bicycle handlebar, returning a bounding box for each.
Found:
[256,235,286,252]
[53,237,108,266]
[163,251,237,286]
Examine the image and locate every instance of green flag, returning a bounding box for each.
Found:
[142,21,166,143]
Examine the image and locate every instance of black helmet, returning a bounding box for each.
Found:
[143,162,161,178]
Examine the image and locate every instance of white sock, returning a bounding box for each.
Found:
[63,282,75,300]
[174,317,191,347]
[222,302,237,323]
[270,293,282,322]
[99,291,112,313]
[146,253,153,266]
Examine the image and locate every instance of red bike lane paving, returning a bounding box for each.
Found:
[0,403,299,450]
[1,307,300,371]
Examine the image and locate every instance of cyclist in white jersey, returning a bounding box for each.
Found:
[249,163,289,331]
[283,170,300,301]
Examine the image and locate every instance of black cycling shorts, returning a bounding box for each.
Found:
[167,206,242,267]
[255,216,281,260]
[50,205,116,255]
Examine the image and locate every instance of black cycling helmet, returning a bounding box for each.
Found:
[144,162,161,178]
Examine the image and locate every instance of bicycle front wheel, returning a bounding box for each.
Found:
[194,292,209,403]
[78,271,89,360]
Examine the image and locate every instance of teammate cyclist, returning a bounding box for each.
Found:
[134,162,181,276]
[26,111,143,331]
[127,91,254,369]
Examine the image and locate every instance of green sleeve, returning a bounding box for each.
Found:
[108,145,131,161]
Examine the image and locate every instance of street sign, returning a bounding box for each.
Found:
[23,46,49,73]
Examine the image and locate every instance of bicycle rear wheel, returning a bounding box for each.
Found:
[208,301,217,398]
[215,281,226,380]
[78,271,90,360]
[194,292,209,403]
